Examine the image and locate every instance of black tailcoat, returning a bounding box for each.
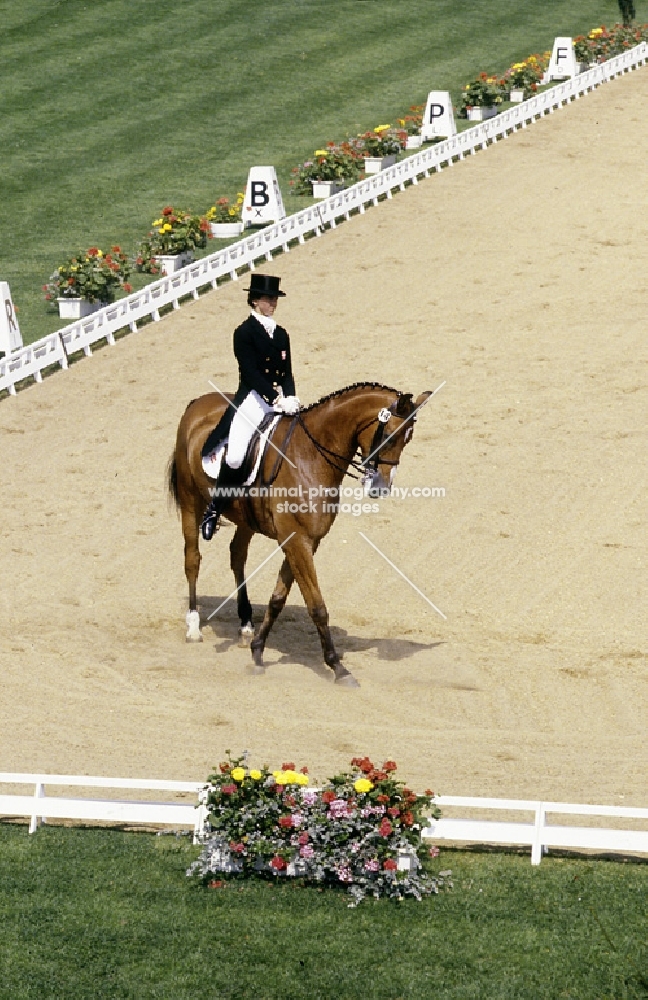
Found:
[202,314,296,457]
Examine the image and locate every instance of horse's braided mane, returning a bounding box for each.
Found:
[301,381,400,414]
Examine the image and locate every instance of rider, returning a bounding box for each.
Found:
[201,273,301,540]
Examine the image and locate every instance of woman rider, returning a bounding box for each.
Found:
[200,273,300,540]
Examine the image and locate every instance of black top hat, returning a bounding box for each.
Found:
[244,273,286,298]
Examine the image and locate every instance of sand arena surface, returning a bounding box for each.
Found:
[1,69,647,804]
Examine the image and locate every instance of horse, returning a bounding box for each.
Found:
[167,382,431,686]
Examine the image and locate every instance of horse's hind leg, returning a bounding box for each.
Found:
[250,556,294,673]
[230,524,255,646]
[182,500,203,642]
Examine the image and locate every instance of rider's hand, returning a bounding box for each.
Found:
[275,395,300,415]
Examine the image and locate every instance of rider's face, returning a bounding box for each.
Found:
[254,295,279,317]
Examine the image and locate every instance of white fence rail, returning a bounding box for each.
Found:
[1,42,647,401]
[0,773,207,840]
[423,795,648,865]
[2,775,647,865]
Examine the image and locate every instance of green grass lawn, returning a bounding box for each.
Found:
[0,824,646,998]
[0,0,625,345]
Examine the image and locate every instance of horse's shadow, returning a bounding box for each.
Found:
[197,596,444,680]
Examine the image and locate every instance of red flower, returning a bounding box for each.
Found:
[67,278,75,285]
[162,206,174,216]
[123,283,133,293]
[221,784,237,795]
[322,790,336,804]
[208,879,225,888]
[229,841,245,853]
[300,766,309,775]
[402,811,414,827]
[374,771,387,782]
[270,856,287,870]
[279,816,293,828]
[87,247,99,257]
[377,794,389,804]
[379,819,393,837]
[281,762,295,771]
[219,762,231,773]
[387,807,400,818]
[284,795,296,807]
[425,789,434,797]
[298,832,309,845]
[111,245,121,253]
[383,760,397,772]
[359,758,374,774]
[383,858,397,871]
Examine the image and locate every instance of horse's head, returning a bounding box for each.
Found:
[357,391,432,498]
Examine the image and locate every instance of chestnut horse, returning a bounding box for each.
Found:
[168,383,431,686]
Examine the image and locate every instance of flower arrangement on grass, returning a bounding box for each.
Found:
[459,72,505,116]
[290,142,363,195]
[396,105,425,136]
[574,23,648,62]
[188,754,450,906]
[206,192,245,225]
[135,205,210,273]
[355,125,404,157]
[43,246,132,304]
[503,53,549,97]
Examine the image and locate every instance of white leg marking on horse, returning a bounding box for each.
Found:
[185,609,203,643]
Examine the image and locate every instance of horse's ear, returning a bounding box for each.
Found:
[395,393,413,416]
[414,391,432,409]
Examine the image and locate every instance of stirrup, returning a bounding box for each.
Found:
[201,507,221,541]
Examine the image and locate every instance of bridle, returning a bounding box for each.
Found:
[296,396,413,481]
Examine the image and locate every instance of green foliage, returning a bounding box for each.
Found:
[43,245,131,304]
[135,206,210,273]
[1,824,647,998]
[0,0,619,344]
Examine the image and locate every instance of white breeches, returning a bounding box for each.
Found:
[226,390,274,469]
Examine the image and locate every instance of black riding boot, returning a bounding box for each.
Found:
[201,463,244,541]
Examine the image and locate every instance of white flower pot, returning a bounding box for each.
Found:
[209,221,244,238]
[509,89,526,103]
[154,252,194,276]
[311,180,345,199]
[363,154,397,174]
[466,106,499,121]
[405,135,423,149]
[57,298,104,320]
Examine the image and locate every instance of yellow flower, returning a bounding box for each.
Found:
[250,769,262,780]
[96,250,102,258]
[273,770,288,785]
[354,778,374,793]
[231,767,246,782]
[314,149,328,155]
[295,773,309,786]
[158,227,166,234]
[374,124,391,132]
[163,223,172,232]
[237,192,245,199]
[228,207,237,216]
[153,218,163,226]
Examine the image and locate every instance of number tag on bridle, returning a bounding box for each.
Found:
[377,408,392,424]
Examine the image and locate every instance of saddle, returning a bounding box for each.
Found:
[201,411,281,486]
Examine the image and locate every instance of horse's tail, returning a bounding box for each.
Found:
[167,453,180,510]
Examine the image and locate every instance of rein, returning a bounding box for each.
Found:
[296,399,401,479]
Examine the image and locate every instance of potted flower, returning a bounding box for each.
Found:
[356,125,403,172]
[290,141,363,198]
[460,72,505,120]
[44,246,132,320]
[396,106,425,149]
[207,193,245,238]
[504,54,548,101]
[135,206,210,276]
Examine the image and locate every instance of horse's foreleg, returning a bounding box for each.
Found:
[230,524,255,646]
[249,557,294,672]
[276,535,358,687]
[182,501,203,642]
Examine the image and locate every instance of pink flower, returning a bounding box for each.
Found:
[337,865,353,882]
[299,844,314,859]
[364,859,380,872]
[298,832,309,845]
[429,846,440,858]
[221,784,237,795]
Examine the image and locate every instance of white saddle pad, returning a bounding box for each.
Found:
[201,414,282,484]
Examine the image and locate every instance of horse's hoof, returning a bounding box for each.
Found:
[185,610,203,643]
[334,671,360,688]
[249,662,266,676]
[251,645,264,669]
[238,624,255,648]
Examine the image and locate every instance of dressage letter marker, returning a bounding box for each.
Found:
[545,37,578,82]
[243,167,286,227]
[0,282,22,355]
[421,91,456,140]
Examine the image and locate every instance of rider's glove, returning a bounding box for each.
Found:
[273,395,301,415]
